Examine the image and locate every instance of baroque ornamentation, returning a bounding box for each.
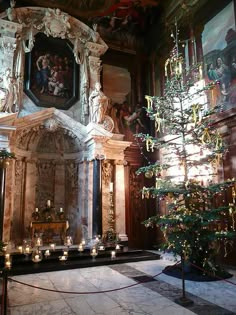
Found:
[0,68,20,113]
[16,126,41,150]
[102,160,113,184]
[88,57,102,74]
[0,38,17,54]
[130,167,142,200]
[44,118,60,132]
[66,161,78,188]
[102,115,114,132]
[36,8,71,39]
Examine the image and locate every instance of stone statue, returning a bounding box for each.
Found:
[0,68,19,113]
[89,82,109,124]
[6,0,17,22]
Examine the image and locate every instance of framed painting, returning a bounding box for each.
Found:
[202,1,236,111]
[24,33,79,110]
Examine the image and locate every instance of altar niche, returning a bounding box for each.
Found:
[24,33,79,110]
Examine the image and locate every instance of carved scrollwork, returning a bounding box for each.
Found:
[36,8,71,39]
[43,118,60,132]
[102,115,114,132]
[130,167,142,200]
[65,161,78,188]
[89,57,102,74]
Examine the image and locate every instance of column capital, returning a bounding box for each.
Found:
[114,159,128,166]
[0,125,16,150]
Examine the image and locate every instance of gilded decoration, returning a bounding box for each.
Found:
[130,167,142,200]
[102,160,113,184]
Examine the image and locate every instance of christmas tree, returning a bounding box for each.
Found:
[136,24,236,273]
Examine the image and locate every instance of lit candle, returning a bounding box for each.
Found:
[25,246,30,254]
[63,250,68,256]
[115,244,120,250]
[35,208,39,212]
[60,207,63,213]
[5,261,11,269]
[109,182,113,192]
[5,253,10,260]
[36,238,42,246]
[78,244,83,252]
[34,254,40,261]
[99,245,105,251]
[50,243,55,250]
[45,249,50,257]
[92,248,96,254]
[59,255,67,261]
[91,248,97,257]
[111,251,116,259]
[18,246,23,253]
[47,200,51,207]
[81,239,86,246]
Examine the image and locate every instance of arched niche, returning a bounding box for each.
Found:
[10,109,88,244]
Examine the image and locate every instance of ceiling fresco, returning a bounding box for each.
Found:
[0,0,161,50]
[12,1,160,18]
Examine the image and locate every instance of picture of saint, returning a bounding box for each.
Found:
[24,33,78,110]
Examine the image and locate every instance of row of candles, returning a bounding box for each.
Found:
[3,236,121,268]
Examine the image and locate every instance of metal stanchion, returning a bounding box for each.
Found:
[175,254,194,306]
[1,269,8,315]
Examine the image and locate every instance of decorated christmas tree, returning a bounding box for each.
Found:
[136,25,236,273]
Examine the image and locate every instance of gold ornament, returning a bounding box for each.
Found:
[232,187,236,204]
[191,104,200,124]
[145,95,153,110]
[229,203,235,230]
[145,170,154,178]
[146,138,154,152]
[201,128,211,144]
[154,113,163,132]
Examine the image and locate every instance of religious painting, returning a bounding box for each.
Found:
[202,1,236,110]
[24,33,79,110]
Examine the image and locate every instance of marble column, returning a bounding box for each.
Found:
[24,159,37,236]
[0,125,15,241]
[11,159,25,242]
[78,161,86,240]
[87,161,94,239]
[92,158,102,237]
[0,164,6,241]
[114,161,128,243]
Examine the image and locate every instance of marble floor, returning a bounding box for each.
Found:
[7,257,236,315]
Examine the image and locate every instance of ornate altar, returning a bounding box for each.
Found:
[30,200,69,245]
[31,220,69,245]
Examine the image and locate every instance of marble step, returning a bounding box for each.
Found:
[1,249,160,276]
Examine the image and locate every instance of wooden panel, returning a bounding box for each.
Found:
[124,145,157,249]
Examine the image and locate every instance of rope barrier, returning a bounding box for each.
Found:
[189,262,236,286]
[8,261,180,295]
[6,260,236,296]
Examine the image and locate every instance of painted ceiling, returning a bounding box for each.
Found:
[0,0,162,50]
